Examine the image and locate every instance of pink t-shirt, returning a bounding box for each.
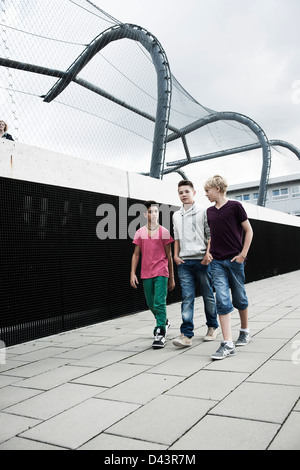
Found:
[133,226,174,279]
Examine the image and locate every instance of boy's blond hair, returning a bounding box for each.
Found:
[204,175,228,194]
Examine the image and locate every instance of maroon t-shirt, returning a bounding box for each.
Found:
[207,200,248,261]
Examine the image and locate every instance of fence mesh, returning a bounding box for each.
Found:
[1,0,259,175]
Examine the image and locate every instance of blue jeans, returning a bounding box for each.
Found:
[177,260,218,339]
[210,259,249,316]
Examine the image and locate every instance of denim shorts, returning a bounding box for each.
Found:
[210,259,249,315]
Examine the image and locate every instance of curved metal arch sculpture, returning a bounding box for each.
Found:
[166,111,272,207]
[1,21,300,207]
[166,139,300,168]
[43,23,172,180]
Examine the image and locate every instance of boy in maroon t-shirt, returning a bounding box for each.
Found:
[204,176,253,360]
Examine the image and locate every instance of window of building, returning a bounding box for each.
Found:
[243,194,251,201]
[272,188,289,200]
[235,195,243,201]
[291,186,300,198]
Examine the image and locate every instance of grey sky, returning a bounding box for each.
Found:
[95,0,300,183]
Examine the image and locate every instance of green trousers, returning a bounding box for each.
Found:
[143,276,168,331]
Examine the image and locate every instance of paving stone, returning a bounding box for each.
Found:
[247,360,300,386]
[122,345,183,366]
[209,382,300,423]
[149,352,211,376]
[272,341,300,361]
[232,337,286,354]
[20,398,139,449]
[166,370,249,401]
[0,360,25,373]
[4,383,103,420]
[3,358,69,378]
[71,349,136,368]
[294,400,300,411]
[54,344,108,360]
[0,386,41,411]
[107,395,217,446]
[72,363,149,387]
[10,347,72,363]
[170,415,280,450]
[0,412,40,444]
[112,338,154,352]
[0,437,64,450]
[13,365,96,390]
[78,433,167,450]
[255,325,300,340]
[0,375,23,388]
[5,341,59,355]
[204,351,270,373]
[98,372,184,404]
[269,412,300,450]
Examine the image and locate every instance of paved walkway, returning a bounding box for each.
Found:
[0,271,299,451]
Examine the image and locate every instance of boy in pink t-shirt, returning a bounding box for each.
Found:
[131,201,175,349]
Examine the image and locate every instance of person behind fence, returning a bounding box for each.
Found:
[0,120,14,141]
[172,180,219,348]
[204,175,253,361]
[130,201,175,349]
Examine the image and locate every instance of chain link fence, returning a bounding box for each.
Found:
[1,0,260,176]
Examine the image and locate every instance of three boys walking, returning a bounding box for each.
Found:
[131,175,253,360]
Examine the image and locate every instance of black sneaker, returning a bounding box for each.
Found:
[152,327,166,349]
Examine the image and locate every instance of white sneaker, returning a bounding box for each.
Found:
[173,334,192,348]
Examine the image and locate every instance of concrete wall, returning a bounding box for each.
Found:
[2,140,300,228]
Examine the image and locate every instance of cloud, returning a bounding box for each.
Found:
[95,0,300,181]
[2,0,299,183]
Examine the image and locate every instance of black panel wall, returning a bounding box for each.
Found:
[245,218,300,282]
[0,177,181,346]
[0,176,299,346]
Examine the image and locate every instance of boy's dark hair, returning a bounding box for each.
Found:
[178,180,194,189]
[144,200,158,210]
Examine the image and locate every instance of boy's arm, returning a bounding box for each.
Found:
[174,240,184,266]
[201,238,214,265]
[173,214,184,266]
[231,219,253,263]
[130,245,141,288]
[165,244,175,291]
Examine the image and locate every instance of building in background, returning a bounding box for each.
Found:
[228,174,300,216]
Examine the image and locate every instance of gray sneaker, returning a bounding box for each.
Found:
[211,342,236,360]
[235,331,251,346]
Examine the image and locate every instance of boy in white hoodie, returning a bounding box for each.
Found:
[172,180,218,347]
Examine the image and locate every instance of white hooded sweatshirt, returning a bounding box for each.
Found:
[172,203,210,260]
